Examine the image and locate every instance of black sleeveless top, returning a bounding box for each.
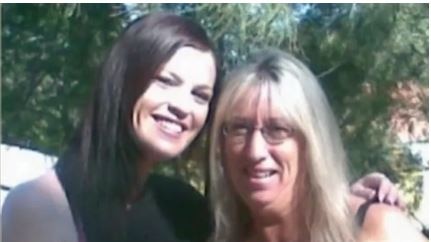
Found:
[355,200,374,227]
[59,169,212,242]
[125,174,212,242]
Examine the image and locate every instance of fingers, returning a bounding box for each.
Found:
[351,172,408,210]
[396,196,407,210]
[397,201,407,212]
[393,191,407,211]
[364,172,387,189]
[350,172,386,200]
[357,172,392,203]
[382,185,397,205]
[350,184,377,200]
[376,176,407,210]
[383,186,408,212]
[377,177,392,203]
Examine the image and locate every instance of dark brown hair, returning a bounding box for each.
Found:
[56,12,220,242]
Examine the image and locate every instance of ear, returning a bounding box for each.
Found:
[132,100,141,134]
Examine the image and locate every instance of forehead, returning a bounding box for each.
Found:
[228,83,285,121]
[160,46,216,88]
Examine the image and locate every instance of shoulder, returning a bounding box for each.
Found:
[2,169,77,242]
[357,203,427,242]
[3,170,58,221]
[362,203,411,230]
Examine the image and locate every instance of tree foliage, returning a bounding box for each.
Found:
[2,3,125,155]
[295,3,428,209]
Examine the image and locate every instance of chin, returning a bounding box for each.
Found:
[139,139,188,161]
[155,145,186,160]
[245,192,276,209]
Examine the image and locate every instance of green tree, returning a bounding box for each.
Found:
[2,3,125,155]
[296,3,428,209]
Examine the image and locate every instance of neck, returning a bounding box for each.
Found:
[246,207,308,242]
[137,157,157,180]
[127,157,157,204]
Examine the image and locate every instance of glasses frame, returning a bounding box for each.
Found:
[222,121,295,145]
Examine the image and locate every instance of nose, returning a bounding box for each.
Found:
[245,130,269,163]
[167,92,193,119]
[168,104,188,119]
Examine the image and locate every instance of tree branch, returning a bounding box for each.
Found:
[317,61,346,78]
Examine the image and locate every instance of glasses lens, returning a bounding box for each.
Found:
[264,126,295,144]
[223,121,295,144]
[223,122,251,143]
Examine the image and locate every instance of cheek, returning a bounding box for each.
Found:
[277,140,303,176]
[133,83,165,111]
[294,137,307,175]
[222,145,243,182]
[289,141,307,191]
[193,105,210,128]
[296,145,308,184]
[133,91,155,113]
[132,97,147,128]
[133,89,157,115]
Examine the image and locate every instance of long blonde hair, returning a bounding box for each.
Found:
[209,49,356,242]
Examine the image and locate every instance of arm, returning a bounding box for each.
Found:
[357,203,428,242]
[2,180,49,242]
[1,171,77,242]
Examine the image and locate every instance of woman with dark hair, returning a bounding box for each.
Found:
[2,12,404,242]
[3,12,218,242]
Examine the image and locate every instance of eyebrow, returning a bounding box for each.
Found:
[228,117,253,123]
[228,117,288,124]
[168,72,183,84]
[265,117,288,123]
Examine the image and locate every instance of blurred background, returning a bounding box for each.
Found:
[1,3,428,225]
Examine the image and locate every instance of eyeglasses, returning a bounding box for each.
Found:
[222,121,295,145]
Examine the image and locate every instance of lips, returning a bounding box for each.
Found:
[246,168,278,179]
[152,114,188,135]
[243,167,279,190]
[248,170,277,179]
[159,119,182,133]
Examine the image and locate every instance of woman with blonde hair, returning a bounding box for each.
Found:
[208,49,426,242]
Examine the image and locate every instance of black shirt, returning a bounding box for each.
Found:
[126,174,212,242]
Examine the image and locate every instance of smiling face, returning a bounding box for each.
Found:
[222,84,306,218]
[132,46,216,162]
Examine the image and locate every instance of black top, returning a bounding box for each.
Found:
[125,174,212,242]
[355,200,375,227]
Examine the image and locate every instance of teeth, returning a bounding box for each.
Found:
[250,171,274,178]
[159,120,182,134]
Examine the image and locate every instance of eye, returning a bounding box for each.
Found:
[155,76,177,86]
[266,125,295,139]
[225,122,250,136]
[192,90,211,104]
